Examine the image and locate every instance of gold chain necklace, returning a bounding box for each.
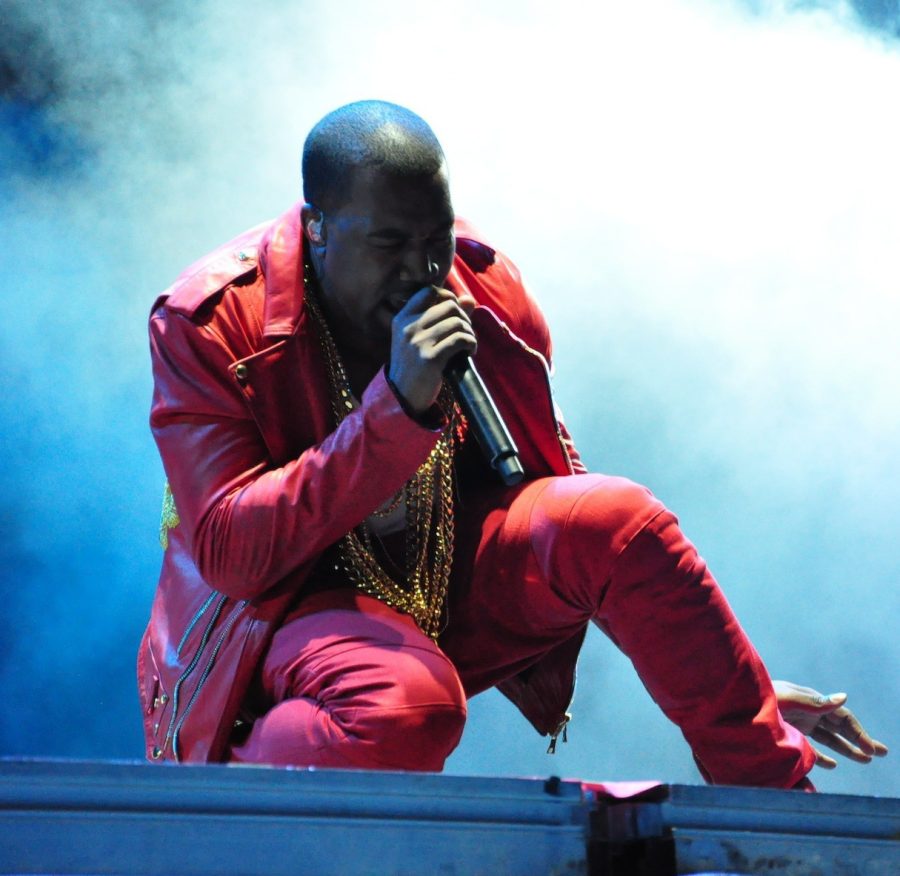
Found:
[303,267,461,639]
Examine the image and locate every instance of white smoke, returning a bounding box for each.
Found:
[2,0,896,791]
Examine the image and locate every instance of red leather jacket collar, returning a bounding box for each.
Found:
[258,204,305,337]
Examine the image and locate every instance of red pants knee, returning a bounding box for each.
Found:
[228,592,467,771]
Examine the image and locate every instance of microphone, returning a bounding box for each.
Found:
[445,355,525,486]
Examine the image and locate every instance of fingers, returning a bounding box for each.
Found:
[811,744,838,770]
[869,738,889,757]
[792,692,848,715]
[773,680,847,713]
[807,706,889,765]
[396,285,466,318]
[388,286,477,414]
[396,287,477,361]
[399,288,471,327]
[456,291,477,315]
[825,708,889,758]
[811,725,874,764]
[396,284,440,313]
[413,306,474,341]
[426,329,478,362]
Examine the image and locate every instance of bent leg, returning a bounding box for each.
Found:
[569,483,813,787]
[443,474,814,787]
[229,592,467,771]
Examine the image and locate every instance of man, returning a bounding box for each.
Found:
[139,101,886,784]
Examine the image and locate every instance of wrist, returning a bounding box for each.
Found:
[384,367,445,429]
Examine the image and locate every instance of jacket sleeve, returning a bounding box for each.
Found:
[149,307,442,601]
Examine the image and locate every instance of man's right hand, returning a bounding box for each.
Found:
[388,286,477,415]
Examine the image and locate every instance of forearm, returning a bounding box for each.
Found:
[150,307,441,600]
[177,371,440,598]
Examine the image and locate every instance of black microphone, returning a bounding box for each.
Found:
[445,355,524,486]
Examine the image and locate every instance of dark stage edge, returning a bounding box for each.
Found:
[0,759,897,875]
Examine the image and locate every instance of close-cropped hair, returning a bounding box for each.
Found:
[302,100,446,211]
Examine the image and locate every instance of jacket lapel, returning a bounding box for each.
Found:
[232,323,333,467]
[233,205,334,466]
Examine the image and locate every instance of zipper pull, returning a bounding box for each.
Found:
[546,714,571,754]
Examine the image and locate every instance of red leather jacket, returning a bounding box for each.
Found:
[138,205,587,763]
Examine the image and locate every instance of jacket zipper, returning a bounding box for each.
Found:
[172,598,249,761]
[553,420,575,474]
[163,594,228,755]
[535,351,580,752]
[176,592,218,658]
[538,370,575,475]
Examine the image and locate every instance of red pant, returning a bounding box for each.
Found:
[229,475,814,787]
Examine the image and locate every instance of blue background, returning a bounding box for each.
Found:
[1,0,897,796]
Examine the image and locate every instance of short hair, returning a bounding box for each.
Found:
[302,100,446,211]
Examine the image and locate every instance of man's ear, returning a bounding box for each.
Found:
[301,204,326,246]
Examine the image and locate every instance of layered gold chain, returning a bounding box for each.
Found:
[303,270,461,639]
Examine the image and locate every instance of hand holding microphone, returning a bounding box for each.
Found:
[388,286,476,414]
[388,286,524,485]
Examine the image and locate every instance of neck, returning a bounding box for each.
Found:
[305,257,390,371]
[329,309,388,363]
[341,346,384,399]
[304,276,387,399]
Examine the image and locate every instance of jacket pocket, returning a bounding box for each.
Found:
[171,597,249,761]
[143,642,173,761]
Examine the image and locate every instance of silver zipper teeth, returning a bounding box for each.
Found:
[163,594,228,752]
[172,599,249,761]
[555,422,575,474]
[536,362,574,474]
[176,592,218,658]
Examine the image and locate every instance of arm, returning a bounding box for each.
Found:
[150,307,443,601]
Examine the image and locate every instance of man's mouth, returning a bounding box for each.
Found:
[383,289,419,315]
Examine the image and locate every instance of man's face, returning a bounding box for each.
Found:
[308,164,456,358]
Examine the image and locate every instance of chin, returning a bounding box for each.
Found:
[354,327,391,363]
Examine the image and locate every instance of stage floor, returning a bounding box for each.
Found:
[1,758,897,874]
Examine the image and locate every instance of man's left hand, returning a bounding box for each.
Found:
[773,680,889,769]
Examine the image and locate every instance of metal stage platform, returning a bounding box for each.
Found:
[1,759,897,874]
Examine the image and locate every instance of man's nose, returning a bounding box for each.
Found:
[401,246,441,286]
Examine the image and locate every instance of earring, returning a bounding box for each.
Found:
[307,210,325,246]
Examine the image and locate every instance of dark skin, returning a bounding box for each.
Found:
[302,164,476,411]
[299,154,888,773]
